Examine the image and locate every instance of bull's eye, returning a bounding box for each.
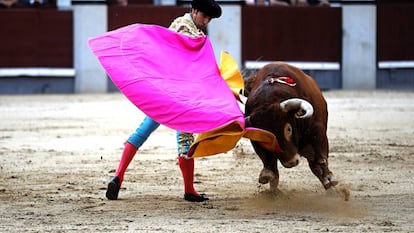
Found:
[284,123,293,141]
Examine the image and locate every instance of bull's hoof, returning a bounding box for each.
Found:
[259,168,275,184]
[269,178,280,192]
[323,175,338,189]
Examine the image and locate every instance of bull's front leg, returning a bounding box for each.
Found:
[301,131,338,189]
[252,142,280,191]
[309,161,338,189]
[307,153,338,189]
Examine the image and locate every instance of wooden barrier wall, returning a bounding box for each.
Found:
[241,6,342,62]
[1,6,343,69]
[0,6,188,69]
[0,9,73,68]
[108,5,188,30]
[2,5,413,68]
[0,3,413,92]
[377,2,414,61]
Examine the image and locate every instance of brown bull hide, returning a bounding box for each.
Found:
[244,61,337,190]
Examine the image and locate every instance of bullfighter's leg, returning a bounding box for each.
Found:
[176,132,209,202]
[107,116,160,200]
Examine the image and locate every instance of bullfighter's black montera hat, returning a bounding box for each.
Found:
[191,0,222,18]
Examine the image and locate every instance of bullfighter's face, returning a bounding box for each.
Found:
[191,9,212,31]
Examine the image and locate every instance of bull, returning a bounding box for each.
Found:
[244,61,337,190]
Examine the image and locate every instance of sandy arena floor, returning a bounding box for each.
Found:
[0,90,413,232]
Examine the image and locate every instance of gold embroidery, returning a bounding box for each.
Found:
[168,13,204,38]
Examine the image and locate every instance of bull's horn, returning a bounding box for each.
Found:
[280,98,314,118]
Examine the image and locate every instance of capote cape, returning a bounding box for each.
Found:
[88,24,280,157]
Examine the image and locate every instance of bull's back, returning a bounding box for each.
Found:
[253,62,327,124]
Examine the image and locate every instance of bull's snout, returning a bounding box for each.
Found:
[280,153,300,168]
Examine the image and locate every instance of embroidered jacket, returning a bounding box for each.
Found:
[168,13,205,38]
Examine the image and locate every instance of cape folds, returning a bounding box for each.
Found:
[88,23,245,134]
[88,23,280,157]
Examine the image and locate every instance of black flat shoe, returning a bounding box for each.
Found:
[184,193,209,202]
[106,176,121,200]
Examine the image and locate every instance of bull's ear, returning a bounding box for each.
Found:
[243,74,256,97]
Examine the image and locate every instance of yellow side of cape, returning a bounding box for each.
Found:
[219,51,244,100]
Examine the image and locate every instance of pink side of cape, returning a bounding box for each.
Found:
[88,24,244,133]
